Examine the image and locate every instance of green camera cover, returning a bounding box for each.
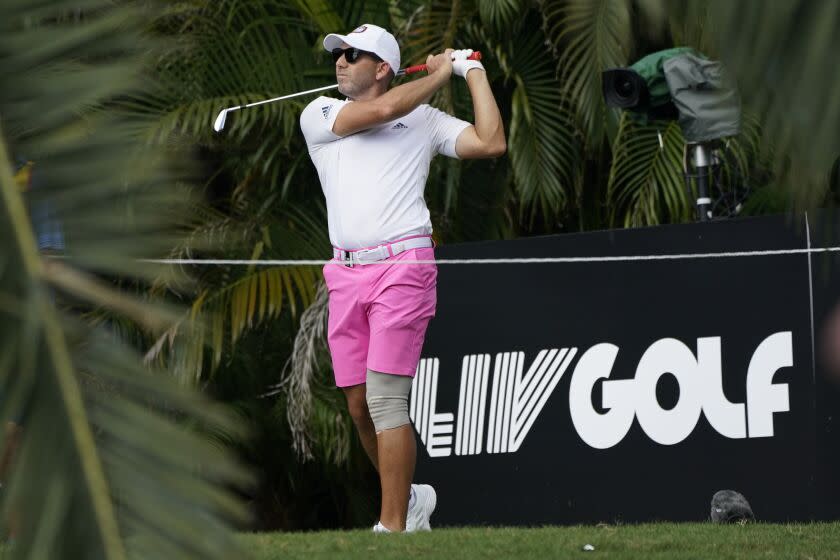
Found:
[624,47,741,141]
[629,47,696,114]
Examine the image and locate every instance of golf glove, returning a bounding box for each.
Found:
[452,49,484,78]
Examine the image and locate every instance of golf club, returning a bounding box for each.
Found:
[213,51,482,132]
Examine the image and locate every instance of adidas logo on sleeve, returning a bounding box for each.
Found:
[322,106,331,119]
[391,122,408,129]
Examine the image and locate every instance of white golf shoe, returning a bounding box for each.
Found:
[405,483,436,532]
[372,521,391,533]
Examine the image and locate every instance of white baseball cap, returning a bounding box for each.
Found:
[323,24,401,76]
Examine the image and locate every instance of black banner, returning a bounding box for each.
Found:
[412,212,840,524]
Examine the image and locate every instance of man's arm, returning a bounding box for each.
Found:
[333,52,453,137]
[454,70,506,159]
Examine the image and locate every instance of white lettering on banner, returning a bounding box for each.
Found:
[409,358,454,457]
[411,332,794,457]
[747,331,793,437]
[411,350,577,457]
[570,338,748,448]
[568,343,634,449]
[455,354,490,456]
[570,332,792,449]
[486,349,578,453]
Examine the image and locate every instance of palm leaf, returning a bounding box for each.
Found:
[704,0,840,205]
[665,1,719,57]
[606,115,689,227]
[146,263,318,382]
[709,112,766,215]
[506,16,581,225]
[143,2,321,144]
[289,0,345,33]
[0,2,250,558]
[541,0,633,147]
[267,282,332,461]
[145,201,329,382]
[475,0,527,35]
[398,0,467,62]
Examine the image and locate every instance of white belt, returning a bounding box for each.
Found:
[332,236,433,266]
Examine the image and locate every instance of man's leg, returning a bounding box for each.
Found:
[341,384,379,471]
[366,370,415,531]
[362,246,438,531]
[376,422,415,531]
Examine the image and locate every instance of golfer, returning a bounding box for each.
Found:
[300,23,505,533]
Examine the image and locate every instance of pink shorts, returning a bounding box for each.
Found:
[322,246,437,387]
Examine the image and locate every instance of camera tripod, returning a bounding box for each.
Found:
[683,142,749,222]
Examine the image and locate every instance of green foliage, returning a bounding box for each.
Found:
[543,0,633,147]
[506,16,580,225]
[607,117,689,227]
[476,0,528,34]
[205,314,379,530]
[705,0,840,206]
[0,1,251,558]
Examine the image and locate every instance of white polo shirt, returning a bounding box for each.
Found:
[300,96,470,250]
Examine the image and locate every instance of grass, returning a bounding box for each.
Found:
[243,522,840,560]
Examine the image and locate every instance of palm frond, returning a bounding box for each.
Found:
[144,2,322,145]
[289,0,345,33]
[147,262,318,382]
[399,0,467,61]
[475,0,528,35]
[541,0,633,147]
[506,17,581,225]
[606,115,689,227]
[327,0,392,30]
[711,112,766,214]
[704,0,840,205]
[265,282,332,461]
[659,0,719,57]
[146,200,329,382]
[0,1,250,558]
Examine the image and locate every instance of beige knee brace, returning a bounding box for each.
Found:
[366,370,414,433]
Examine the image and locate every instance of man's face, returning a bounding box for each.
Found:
[335,42,384,97]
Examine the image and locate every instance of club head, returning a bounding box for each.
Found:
[213,109,227,132]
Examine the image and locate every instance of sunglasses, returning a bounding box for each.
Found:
[331,47,383,65]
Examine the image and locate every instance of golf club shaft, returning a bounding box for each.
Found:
[228,84,339,113]
[214,51,483,131]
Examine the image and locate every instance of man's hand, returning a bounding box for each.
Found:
[424,49,454,80]
[452,49,485,79]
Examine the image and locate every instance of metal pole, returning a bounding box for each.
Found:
[692,143,712,222]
